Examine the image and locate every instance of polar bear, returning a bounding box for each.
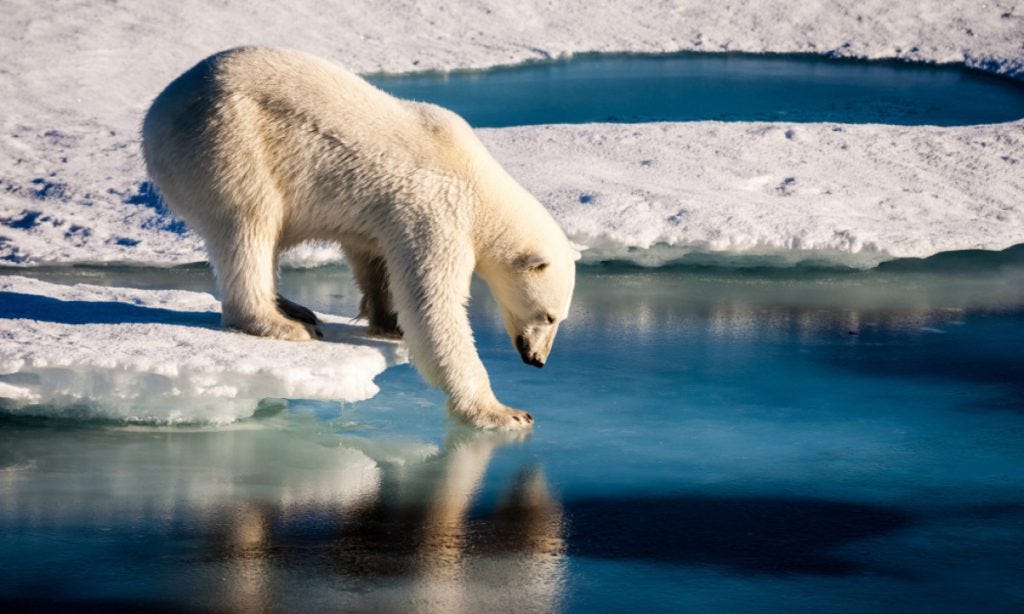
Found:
[142,47,578,429]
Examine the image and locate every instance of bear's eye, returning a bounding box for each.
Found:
[545,313,556,324]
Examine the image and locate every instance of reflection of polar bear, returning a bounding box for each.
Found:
[142,47,578,429]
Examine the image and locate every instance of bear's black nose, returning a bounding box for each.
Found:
[515,335,544,367]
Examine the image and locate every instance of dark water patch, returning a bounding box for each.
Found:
[368,53,1024,127]
[0,598,179,613]
[565,495,912,576]
[822,309,1024,411]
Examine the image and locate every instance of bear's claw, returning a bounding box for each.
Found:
[276,294,321,326]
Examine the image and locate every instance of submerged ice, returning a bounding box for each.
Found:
[0,276,406,423]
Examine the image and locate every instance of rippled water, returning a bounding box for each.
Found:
[2,262,1023,611]
[368,54,1024,126]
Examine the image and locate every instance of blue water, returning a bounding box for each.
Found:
[4,54,1024,611]
[367,54,1024,126]
[2,262,1023,611]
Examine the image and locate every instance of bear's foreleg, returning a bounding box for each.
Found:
[383,244,532,430]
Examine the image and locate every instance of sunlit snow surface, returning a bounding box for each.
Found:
[482,121,1024,267]
[0,275,405,423]
[1,1,1023,267]
[1,264,1023,611]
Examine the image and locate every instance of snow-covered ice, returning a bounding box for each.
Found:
[4,118,1022,268]
[481,120,1024,267]
[0,1,1021,267]
[0,276,406,423]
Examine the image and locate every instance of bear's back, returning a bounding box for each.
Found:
[145,48,405,149]
[145,48,487,187]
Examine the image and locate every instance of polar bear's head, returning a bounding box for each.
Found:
[487,245,580,368]
[463,132,581,370]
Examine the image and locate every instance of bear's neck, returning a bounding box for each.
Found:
[472,191,542,276]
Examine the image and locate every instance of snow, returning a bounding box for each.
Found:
[1,0,1022,268]
[0,276,406,424]
[480,120,1024,267]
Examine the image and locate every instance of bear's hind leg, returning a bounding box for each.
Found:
[347,248,402,337]
[210,225,318,342]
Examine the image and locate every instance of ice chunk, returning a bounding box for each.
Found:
[0,276,406,424]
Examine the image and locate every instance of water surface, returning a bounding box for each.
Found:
[368,54,1024,126]
[2,263,1023,611]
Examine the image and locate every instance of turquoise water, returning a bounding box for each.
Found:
[2,262,1023,611]
[368,54,1024,127]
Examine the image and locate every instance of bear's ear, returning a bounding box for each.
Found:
[516,252,549,271]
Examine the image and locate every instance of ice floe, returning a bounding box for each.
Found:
[0,276,406,423]
[0,0,1022,267]
[480,120,1024,267]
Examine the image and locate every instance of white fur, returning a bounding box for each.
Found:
[142,47,578,429]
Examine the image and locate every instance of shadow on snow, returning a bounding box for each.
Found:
[0,291,221,328]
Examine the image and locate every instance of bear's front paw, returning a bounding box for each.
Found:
[453,402,534,430]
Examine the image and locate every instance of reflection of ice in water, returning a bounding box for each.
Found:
[0,422,566,612]
[512,264,1024,340]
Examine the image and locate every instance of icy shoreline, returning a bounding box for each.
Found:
[0,276,406,423]
[1,0,1022,268]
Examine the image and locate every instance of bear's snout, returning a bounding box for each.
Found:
[515,335,545,368]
